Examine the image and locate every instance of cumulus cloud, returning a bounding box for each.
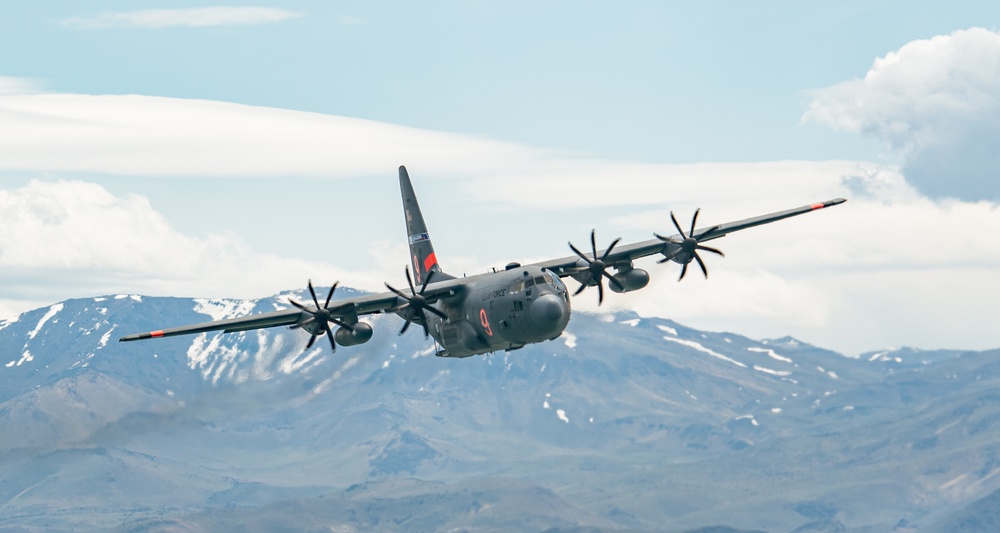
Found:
[804,27,1000,201]
[0,180,394,313]
[60,7,302,30]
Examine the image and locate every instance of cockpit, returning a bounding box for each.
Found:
[509,270,558,294]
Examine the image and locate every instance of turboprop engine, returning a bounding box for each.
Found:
[334,322,373,346]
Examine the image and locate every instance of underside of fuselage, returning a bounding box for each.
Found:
[397,265,572,358]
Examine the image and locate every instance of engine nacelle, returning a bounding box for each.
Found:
[610,268,649,293]
[334,322,373,346]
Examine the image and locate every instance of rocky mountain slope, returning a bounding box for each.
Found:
[0,290,997,532]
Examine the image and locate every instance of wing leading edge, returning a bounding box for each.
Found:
[531,198,846,277]
[118,163,845,351]
[118,278,468,344]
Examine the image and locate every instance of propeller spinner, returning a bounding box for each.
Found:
[568,229,625,305]
[655,209,725,280]
[385,267,448,338]
[289,280,355,351]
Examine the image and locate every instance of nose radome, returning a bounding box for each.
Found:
[529,293,565,326]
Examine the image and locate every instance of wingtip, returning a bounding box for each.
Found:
[811,198,847,210]
[119,330,164,342]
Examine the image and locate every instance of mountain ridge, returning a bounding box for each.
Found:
[1,290,997,532]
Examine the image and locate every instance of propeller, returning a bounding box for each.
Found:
[289,280,354,351]
[385,267,447,338]
[568,229,624,305]
[655,209,725,281]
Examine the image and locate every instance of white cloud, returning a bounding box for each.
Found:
[60,7,302,30]
[0,180,392,314]
[0,93,541,178]
[0,89,998,355]
[805,27,1000,201]
[0,77,44,96]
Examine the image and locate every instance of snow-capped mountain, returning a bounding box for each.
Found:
[0,290,997,532]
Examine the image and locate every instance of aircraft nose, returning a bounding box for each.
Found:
[529,293,566,327]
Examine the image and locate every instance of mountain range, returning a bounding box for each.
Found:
[1,288,998,532]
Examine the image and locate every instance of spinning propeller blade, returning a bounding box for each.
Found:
[288,280,353,351]
[385,267,447,338]
[655,209,725,280]
[567,229,624,305]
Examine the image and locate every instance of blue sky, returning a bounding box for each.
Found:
[1,2,999,355]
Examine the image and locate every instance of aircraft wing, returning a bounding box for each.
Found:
[530,198,846,276]
[118,279,463,344]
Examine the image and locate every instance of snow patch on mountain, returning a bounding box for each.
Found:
[562,331,577,349]
[748,346,793,364]
[663,336,747,368]
[187,332,244,385]
[15,350,33,366]
[280,339,323,375]
[28,303,63,340]
[314,355,362,393]
[193,298,257,321]
[754,365,792,377]
[98,328,114,349]
[657,324,677,336]
[0,314,18,332]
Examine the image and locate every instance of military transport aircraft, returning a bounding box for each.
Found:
[120,166,845,358]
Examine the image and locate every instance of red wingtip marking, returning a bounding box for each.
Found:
[150,330,164,338]
[810,202,824,210]
[423,252,438,272]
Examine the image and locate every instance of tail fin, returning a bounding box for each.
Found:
[399,166,452,284]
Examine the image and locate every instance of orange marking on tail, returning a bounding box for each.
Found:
[424,252,438,272]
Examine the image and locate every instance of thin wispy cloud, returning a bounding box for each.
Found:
[60,7,302,30]
[0,76,43,95]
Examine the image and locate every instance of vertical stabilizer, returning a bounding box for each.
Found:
[399,166,451,284]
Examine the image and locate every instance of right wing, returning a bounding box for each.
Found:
[529,198,846,277]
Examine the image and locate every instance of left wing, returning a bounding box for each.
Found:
[119,275,466,345]
[531,198,846,279]
[119,292,397,342]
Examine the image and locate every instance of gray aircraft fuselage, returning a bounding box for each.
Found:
[416,266,572,358]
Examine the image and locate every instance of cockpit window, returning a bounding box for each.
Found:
[544,270,563,289]
[525,278,536,289]
[534,276,546,285]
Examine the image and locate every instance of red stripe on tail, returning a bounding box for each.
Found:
[423,252,438,272]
